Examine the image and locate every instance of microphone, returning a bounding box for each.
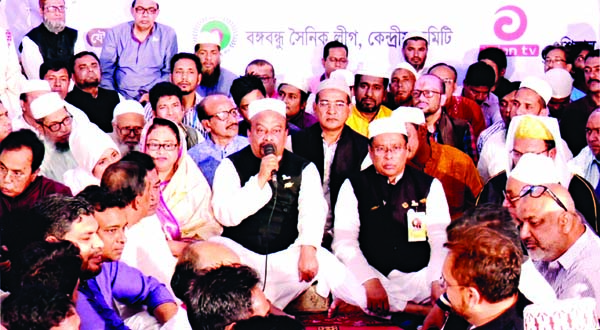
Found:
[261,143,277,184]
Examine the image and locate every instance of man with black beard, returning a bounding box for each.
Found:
[65,51,121,133]
[29,92,78,183]
[19,0,83,80]
[194,31,238,97]
[345,68,393,137]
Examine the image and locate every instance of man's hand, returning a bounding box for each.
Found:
[431,280,443,304]
[257,154,280,188]
[298,245,318,282]
[363,278,389,315]
[422,304,447,330]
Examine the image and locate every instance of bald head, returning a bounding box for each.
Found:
[179,241,241,270]
[515,183,583,262]
[586,109,600,158]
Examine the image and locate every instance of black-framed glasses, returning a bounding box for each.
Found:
[411,89,441,99]
[117,126,143,136]
[209,108,238,121]
[146,143,178,151]
[40,115,73,132]
[134,6,158,15]
[505,185,568,212]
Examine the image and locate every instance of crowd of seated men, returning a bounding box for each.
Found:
[0,0,599,329]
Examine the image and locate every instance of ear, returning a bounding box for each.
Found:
[201,118,211,132]
[440,94,447,107]
[46,236,60,243]
[465,286,481,306]
[499,68,506,78]
[548,148,557,159]
[566,64,573,73]
[559,211,575,233]
[132,195,143,211]
[197,73,202,84]
[321,58,327,68]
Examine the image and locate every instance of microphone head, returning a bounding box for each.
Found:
[261,143,276,157]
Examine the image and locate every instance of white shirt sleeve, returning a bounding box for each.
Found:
[19,36,44,80]
[332,179,379,284]
[294,162,327,248]
[211,158,273,227]
[425,178,451,284]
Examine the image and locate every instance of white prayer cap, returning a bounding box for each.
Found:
[316,78,351,98]
[248,98,286,120]
[113,100,145,121]
[30,92,66,120]
[368,117,407,139]
[330,69,355,87]
[196,31,221,46]
[356,64,389,80]
[403,31,428,45]
[544,68,574,99]
[520,76,553,106]
[392,107,425,125]
[278,74,309,94]
[20,79,51,94]
[509,153,560,185]
[392,62,418,79]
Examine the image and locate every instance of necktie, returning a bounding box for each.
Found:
[595,163,600,198]
[79,279,129,330]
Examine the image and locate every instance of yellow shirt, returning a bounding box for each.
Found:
[345,104,393,137]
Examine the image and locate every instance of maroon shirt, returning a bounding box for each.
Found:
[0,176,72,219]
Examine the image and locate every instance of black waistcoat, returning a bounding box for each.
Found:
[227,146,309,254]
[24,24,77,64]
[350,166,433,275]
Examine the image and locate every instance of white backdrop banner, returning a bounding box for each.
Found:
[2,0,599,82]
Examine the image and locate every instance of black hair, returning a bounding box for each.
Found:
[170,52,202,73]
[39,60,71,80]
[322,40,348,60]
[69,51,100,75]
[230,76,266,107]
[149,82,183,112]
[0,129,45,172]
[37,195,95,241]
[464,61,495,88]
[478,47,508,71]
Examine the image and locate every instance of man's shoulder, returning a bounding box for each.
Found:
[436,142,474,164]
[563,95,593,114]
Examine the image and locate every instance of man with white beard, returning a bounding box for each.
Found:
[19,0,84,80]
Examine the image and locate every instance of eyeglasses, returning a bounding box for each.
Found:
[543,58,566,65]
[505,185,568,212]
[0,165,27,181]
[209,108,238,121]
[411,90,441,98]
[326,57,348,65]
[117,126,143,136]
[44,5,66,13]
[372,145,406,156]
[40,115,73,133]
[145,143,178,151]
[439,276,463,291]
[134,6,158,15]
[317,100,347,110]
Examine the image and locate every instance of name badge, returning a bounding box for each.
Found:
[407,209,427,242]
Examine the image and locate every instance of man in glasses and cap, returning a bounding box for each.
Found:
[30,92,78,182]
[515,183,600,317]
[110,99,146,155]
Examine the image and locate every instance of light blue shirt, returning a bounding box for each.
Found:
[100,21,178,100]
[188,135,249,187]
[569,146,600,188]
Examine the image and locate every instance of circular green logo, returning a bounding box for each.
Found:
[201,20,232,49]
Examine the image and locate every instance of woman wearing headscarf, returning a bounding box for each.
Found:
[63,124,121,195]
[141,117,222,253]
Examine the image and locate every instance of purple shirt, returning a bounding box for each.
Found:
[100,21,177,100]
[76,261,175,330]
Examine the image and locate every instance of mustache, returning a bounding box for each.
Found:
[588,79,600,85]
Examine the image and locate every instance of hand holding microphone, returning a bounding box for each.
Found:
[259,143,279,187]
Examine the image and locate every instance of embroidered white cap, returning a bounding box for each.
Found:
[248,98,286,119]
[403,31,428,45]
[356,63,389,80]
[315,78,351,97]
[393,62,418,79]
[278,74,309,94]
[196,31,221,46]
[330,69,355,87]
[30,92,67,120]
[509,153,560,185]
[368,116,407,139]
[113,100,146,121]
[20,79,51,94]
[544,68,574,99]
[520,76,553,106]
[392,106,425,125]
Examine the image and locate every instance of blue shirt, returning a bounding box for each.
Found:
[76,261,175,330]
[196,67,238,97]
[188,135,249,187]
[100,22,178,100]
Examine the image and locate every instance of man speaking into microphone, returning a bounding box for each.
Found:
[211,98,368,311]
